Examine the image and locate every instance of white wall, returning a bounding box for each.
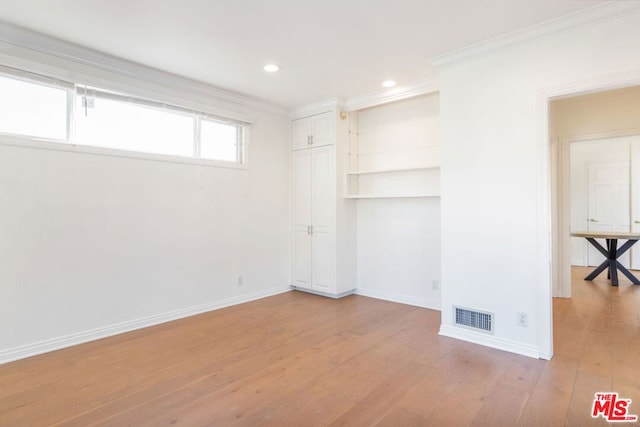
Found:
[0,39,290,363]
[437,11,640,358]
[357,199,441,307]
[354,95,441,309]
[551,86,640,140]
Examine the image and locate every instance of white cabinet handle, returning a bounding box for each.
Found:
[307,135,312,145]
[635,220,640,224]
[589,218,599,222]
[310,225,314,235]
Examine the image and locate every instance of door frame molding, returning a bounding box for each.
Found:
[539,70,640,360]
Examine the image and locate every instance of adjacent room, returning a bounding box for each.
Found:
[1,1,640,425]
[549,86,640,426]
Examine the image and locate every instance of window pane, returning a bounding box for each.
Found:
[0,75,68,140]
[200,120,238,162]
[74,95,194,157]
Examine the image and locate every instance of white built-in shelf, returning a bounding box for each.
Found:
[346,165,440,175]
[345,193,440,199]
[346,163,441,199]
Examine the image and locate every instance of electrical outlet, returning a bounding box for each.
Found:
[517,312,528,327]
[238,276,244,286]
[431,280,439,291]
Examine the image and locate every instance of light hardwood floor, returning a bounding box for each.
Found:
[0,266,639,426]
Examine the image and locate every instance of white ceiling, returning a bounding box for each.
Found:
[0,0,606,109]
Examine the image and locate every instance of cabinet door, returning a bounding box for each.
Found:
[310,112,332,147]
[293,231,312,288]
[312,145,334,233]
[311,145,335,291]
[292,149,312,287]
[312,230,333,291]
[292,117,312,150]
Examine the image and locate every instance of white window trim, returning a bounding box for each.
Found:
[0,133,249,170]
[0,66,250,169]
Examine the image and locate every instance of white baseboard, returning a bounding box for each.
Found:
[290,286,355,299]
[0,285,291,365]
[439,325,541,359]
[355,288,441,311]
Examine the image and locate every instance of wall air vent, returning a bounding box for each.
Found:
[454,306,494,334]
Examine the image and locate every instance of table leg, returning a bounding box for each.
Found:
[583,237,640,286]
[614,239,640,285]
[585,238,610,282]
[609,239,619,286]
[607,239,611,279]
[585,260,610,281]
[616,260,640,284]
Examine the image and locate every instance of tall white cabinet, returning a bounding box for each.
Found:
[291,109,356,297]
[292,112,333,150]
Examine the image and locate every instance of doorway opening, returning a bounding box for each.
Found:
[549,85,640,370]
[551,85,640,298]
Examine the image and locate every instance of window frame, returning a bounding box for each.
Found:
[199,115,246,164]
[0,66,74,142]
[0,66,249,169]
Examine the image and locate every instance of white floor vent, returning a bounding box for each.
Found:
[454,306,494,334]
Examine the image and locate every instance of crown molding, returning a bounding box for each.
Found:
[0,21,288,117]
[429,2,640,68]
[290,77,439,117]
[289,97,342,120]
[343,77,439,112]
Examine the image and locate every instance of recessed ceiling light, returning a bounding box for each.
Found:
[264,64,280,73]
[382,80,397,88]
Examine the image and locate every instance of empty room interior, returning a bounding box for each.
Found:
[1,1,640,425]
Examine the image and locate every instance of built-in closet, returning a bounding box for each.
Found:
[290,93,441,308]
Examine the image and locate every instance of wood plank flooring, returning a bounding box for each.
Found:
[0,266,639,426]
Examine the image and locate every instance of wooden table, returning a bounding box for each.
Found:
[571,231,640,286]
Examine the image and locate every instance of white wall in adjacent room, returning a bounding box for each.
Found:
[550,86,640,140]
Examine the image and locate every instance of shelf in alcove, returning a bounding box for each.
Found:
[346,165,440,176]
[344,193,440,199]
